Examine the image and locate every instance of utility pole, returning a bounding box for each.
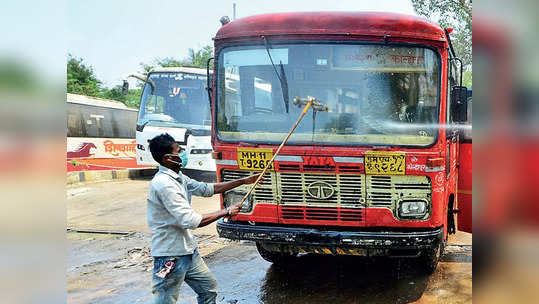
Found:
[233,3,236,20]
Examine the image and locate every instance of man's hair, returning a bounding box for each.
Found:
[148,133,176,165]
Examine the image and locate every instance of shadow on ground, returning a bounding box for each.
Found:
[258,254,430,304]
[181,244,472,304]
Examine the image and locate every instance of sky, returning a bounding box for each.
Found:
[68,0,417,88]
[1,2,65,86]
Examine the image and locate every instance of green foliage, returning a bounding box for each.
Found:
[101,85,125,101]
[67,54,141,107]
[66,54,102,97]
[123,88,143,108]
[101,85,142,108]
[462,70,472,88]
[188,45,214,69]
[139,45,214,75]
[411,0,472,71]
[139,62,154,76]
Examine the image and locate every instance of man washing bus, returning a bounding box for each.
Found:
[147,133,259,304]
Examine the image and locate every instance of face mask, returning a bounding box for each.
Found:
[165,151,188,168]
[179,150,188,168]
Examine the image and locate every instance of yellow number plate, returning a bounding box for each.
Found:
[237,148,274,171]
[365,151,406,175]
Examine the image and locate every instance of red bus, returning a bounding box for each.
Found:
[209,12,472,273]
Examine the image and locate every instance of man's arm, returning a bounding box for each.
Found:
[198,208,231,227]
[198,174,260,227]
[198,174,261,227]
[213,174,261,194]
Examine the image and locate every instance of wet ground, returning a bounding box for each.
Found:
[196,243,471,304]
[67,179,471,303]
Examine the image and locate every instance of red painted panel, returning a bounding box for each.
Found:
[215,12,446,42]
[364,208,442,228]
[458,142,472,232]
[232,204,279,224]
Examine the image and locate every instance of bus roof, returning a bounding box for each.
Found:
[149,67,210,75]
[67,93,138,111]
[215,12,446,42]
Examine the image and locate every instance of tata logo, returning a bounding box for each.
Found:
[306,181,335,200]
[302,156,336,167]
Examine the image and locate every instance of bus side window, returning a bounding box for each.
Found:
[447,60,457,124]
[446,59,458,179]
[67,112,84,137]
[463,94,472,140]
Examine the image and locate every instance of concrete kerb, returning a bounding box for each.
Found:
[66,168,158,185]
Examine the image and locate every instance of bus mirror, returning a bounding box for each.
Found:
[122,80,129,95]
[451,86,468,123]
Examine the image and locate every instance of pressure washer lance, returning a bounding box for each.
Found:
[235,96,329,211]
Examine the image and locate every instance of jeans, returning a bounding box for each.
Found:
[152,249,218,304]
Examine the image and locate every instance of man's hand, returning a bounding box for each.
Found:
[227,203,242,216]
[213,173,264,194]
[241,173,263,185]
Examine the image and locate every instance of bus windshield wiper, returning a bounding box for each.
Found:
[137,119,176,131]
[263,36,289,113]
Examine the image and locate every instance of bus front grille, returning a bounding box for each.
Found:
[220,170,431,210]
[220,170,274,202]
[280,206,363,222]
[366,175,431,209]
[221,170,365,207]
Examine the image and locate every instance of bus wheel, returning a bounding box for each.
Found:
[255,242,297,264]
[420,241,445,274]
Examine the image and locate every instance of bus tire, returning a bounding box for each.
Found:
[420,241,445,274]
[255,242,297,265]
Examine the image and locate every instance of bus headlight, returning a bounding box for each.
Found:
[191,149,213,154]
[223,191,253,213]
[398,200,428,219]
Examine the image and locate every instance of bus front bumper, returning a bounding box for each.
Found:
[217,220,443,256]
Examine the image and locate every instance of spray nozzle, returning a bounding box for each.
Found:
[293,96,329,112]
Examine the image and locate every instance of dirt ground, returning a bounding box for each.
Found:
[67,178,471,303]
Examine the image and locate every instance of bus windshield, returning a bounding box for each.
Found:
[138,72,211,129]
[216,43,441,146]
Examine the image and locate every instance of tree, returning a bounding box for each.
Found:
[123,89,142,108]
[139,45,214,75]
[67,54,141,107]
[66,54,102,97]
[100,84,143,108]
[188,45,214,68]
[101,85,126,102]
[411,0,472,71]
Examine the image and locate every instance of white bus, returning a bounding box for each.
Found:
[126,67,215,173]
